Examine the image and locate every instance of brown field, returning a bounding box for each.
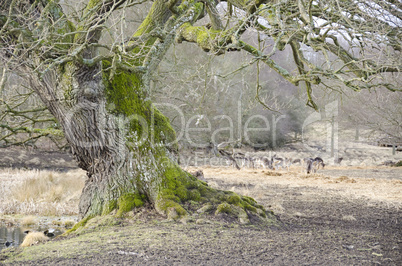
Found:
[197,165,402,212]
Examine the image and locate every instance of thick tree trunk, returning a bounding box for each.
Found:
[25,0,273,225]
[79,75,180,218]
[51,59,182,218]
[33,60,182,219]
[46,64,270,225]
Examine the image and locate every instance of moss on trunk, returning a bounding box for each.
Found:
[96,66,274,225]
[48,0,277,228]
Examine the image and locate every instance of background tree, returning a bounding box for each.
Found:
[0,0,400,223]
[341,88,402,144]
[0,69,66,148]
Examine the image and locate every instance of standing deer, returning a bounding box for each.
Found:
[304,157,325,174]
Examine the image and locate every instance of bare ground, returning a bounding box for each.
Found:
[1,165,401,265]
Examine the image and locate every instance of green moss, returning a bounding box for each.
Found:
[66,215,94,234]
[241,196,257,205]
[116,193,144,217]
[133,0,161,37]
[227,194,241,205]
[180,23,220,52]
[258,209,267,218]
[243,203,257,213]
[215,202,232,215]
[163,165,182,188]
[198,185,216,198]
[102,200,117,215]
[233,205,250,224]
[85,0,103,10]
[217,191,228,201]
[197,204,213,214]
[188,189,201,201]
[161,190,181,203]
[255,204,264,210]
[102,67,177,151]
[176,187,188,201]
[155,198,188,218]
[188,200,200,207]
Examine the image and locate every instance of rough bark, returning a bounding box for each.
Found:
[14,0,272,225]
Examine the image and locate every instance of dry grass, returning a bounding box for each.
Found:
[335,176,357,183]
[0,168,85,216]
[263,171,282,176]
[342,215,357,222]
[64,220,75,228]
[20,232,49,247]
[268,201,285,214]
[21,215,37,226]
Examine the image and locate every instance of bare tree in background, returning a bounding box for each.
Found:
[343,88,402,144]
[0,0,400,223]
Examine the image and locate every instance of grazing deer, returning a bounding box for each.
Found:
[271,154,285,170]
[304,158,312,174]
[292,158,301,165]
[283,157,293,171]
[213,141,241,170]
[313,157,325,171]
[334,157,343,164]
[304,157,325,174]
[262,156,273,170]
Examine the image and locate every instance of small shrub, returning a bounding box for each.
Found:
[394,160,402,167]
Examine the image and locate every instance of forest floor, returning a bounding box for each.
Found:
[1,162,401,265]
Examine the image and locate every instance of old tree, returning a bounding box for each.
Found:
[0,0,400,223]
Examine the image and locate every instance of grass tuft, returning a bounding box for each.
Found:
[64,220,76,228]
[21,215,37,226]
[342,215,357,221]
[20,232,49,247]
